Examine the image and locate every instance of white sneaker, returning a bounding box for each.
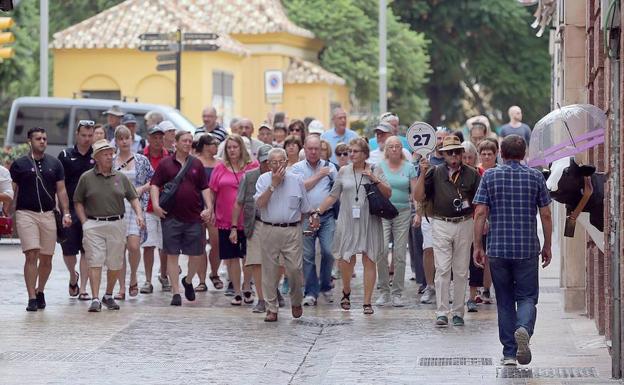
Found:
[501,357,517,366]
[302,295,317,306]
[320,291,334,304]
[420,287,436,304]
[375,293,391,306]
[391,295,404,307]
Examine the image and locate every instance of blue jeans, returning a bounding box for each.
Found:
[489,256,539,358]
[302,212,335,298]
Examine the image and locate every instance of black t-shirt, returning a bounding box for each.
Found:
[10,154,65,212]
[58,146,94,204]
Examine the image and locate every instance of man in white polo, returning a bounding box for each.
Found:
[74,139,145,312]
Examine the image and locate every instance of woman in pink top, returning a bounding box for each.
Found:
[209,134,259,305]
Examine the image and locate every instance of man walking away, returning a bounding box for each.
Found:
[473,134,552,366]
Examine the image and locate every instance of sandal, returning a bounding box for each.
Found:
[195,282,208,292]
[243,290,255,304]
[129,283,139,297]
[340,291,351,310]
[78,292,91,301]
[69,272,79,297]
[209,275,224,290]
[114,292,126,300]
[363,304,374,315]
[231,295,242,306]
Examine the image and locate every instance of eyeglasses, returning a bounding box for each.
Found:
[337,152,349,157]
[444,149,463,156]
[78,120,95,127]
[269,160,287,166]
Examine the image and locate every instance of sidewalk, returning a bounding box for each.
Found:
[0,242,618,384]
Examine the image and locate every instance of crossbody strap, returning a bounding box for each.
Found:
[171,155,196,185]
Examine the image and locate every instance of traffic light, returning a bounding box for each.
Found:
[0,17,14,60]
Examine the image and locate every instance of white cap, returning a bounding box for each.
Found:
[157,120,176,132]
[307,120,325,135]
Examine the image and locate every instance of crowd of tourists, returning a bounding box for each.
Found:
[0,104,551,366]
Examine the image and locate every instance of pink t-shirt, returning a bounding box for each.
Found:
[209,160,259,229]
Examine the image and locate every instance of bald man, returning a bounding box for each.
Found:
[238,118,266,160]
[197,107,228,143]
[499,106,532,145]
[320,107,359,163]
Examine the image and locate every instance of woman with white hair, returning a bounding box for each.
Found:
[461,141,480,170]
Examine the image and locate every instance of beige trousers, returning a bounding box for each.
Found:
[431,218,474,318]
[261,224,304,313]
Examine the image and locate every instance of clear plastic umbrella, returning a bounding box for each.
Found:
[528,104,607,167]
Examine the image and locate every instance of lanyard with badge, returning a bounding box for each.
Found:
[352,168,365,219]
[449,169,470,213]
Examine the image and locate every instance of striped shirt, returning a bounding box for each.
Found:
[472,160,551,259]
[195,124,228,143]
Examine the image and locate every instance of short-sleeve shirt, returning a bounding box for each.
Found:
[73,168,138,217]
[10,154,65,212]
[209,160,259,229]
[290,159,338,209]
[254,171,311,223]
[473,160,551,259]
[376,160,417,210]
[321,128,360,163]
[196,124,228,143]
[499,123,532,145]
[143,146,170,212]
[424,163,481,218]
[58,146,95,205]
[150,155,209,223]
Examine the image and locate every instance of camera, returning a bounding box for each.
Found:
[452,198,462,212]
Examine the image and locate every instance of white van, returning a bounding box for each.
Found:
[5,97,196,154]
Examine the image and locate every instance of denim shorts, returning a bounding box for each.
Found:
[162,217,204,256]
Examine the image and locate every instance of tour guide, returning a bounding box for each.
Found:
[74,139,145,313]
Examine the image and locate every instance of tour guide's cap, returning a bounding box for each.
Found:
[92,139,114,157]
[374,122,392,133]
[439,135,464,152]
[307,120,325,135]
[121,113,137,125]
[256,144,273,163]
[103,105,124,117]
[157,120,176,132]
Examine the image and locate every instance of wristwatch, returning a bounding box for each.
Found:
[269,185,276,192]
[231,225,237,231]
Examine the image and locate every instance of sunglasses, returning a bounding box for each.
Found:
[444,149,463,156]
[337,152,349,157]
[290,128,302,132]
[78,120,95,127]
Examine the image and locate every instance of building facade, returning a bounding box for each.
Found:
[51,0,349,129]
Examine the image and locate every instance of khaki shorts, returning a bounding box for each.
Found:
[16,210,57,255]
[82,219,127,270]
[244,220,264,266]
[142,212,163,249]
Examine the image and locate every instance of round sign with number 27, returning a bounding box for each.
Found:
[406,122,437,156]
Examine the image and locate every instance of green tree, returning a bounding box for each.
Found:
[392,0,550,129]
[283,0,430,124]
[0,0,123,135]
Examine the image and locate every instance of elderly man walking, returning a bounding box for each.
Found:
[414,135,481,327]
[473,135,552,366]
[74,139,144,312]
[196,106,228,143]
[10,127,72,311]
[291,136,337,306]
[254,148,311,322]
[321,107,359,163]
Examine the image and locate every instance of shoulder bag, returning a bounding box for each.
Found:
[364,165,398,220]
[159,155,195,212]
[30,154,67,243]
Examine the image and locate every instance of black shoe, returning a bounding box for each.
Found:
[101,296,120,310]
[171,294,182,306]
[36,291,46,309]
[181,276,196,301]
[26,299,38,312]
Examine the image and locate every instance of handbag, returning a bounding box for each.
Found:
[30,154,68,243]
[364,182,398,220]
[159,155,195,212]
[0,216,13,235]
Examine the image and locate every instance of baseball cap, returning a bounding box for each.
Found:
[374,122,392,133]
[256,144,273,163]
[148,125,165,135]
[258,122,272,131]
[121,113,137,125]
[157,120,176,132]
[307,120,325,135]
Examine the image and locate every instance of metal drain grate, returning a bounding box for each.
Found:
[497,367,597,378]
[0,351,94,362]
[294,317,351,327]
[419,357,493,366]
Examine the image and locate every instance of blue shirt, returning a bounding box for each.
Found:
[291,159,338,209]
[321,128,360,163]
[368,135,410,151]
[472,160,551,259]
[377,160,417,209]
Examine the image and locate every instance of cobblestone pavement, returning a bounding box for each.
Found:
[0,242,619,385]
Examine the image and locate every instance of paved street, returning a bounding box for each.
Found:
[0,241,618,385]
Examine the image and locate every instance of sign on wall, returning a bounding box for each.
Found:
[264,70,283,104]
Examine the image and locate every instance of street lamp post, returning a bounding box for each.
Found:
[378,0,387,115]
[40,0,48,97]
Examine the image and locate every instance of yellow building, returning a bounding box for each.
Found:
[52,0,349,129]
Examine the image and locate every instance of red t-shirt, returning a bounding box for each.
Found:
[144,146,169,212]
